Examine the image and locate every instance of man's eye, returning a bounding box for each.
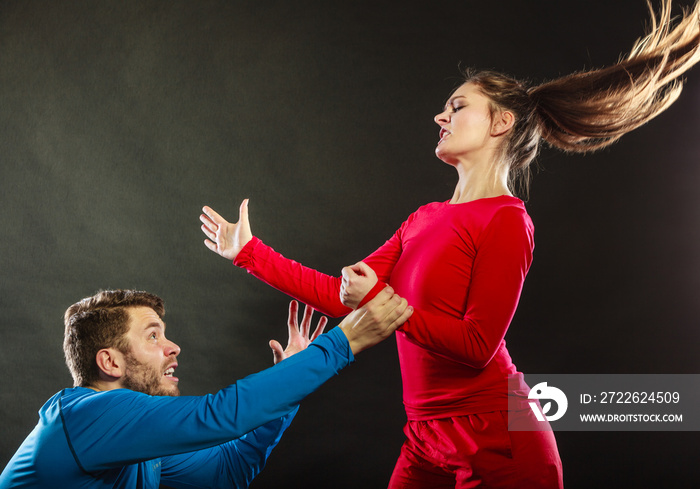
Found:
[149,332,157,340]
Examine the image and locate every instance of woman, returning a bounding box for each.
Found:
[200,1,700,487]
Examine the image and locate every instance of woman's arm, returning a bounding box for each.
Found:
[201,200,407,317]
[234,236,351,317]
[201,200,530,369]
[201,200,349,316]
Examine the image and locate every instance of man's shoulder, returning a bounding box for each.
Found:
[57,387,146,416]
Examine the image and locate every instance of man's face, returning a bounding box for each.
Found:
[120,306,181,396]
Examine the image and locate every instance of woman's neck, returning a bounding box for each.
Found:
[449,158,512,204]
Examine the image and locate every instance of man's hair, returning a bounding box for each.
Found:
[63,289,165,387]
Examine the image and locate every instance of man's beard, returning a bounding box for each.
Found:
[121,354,179,397]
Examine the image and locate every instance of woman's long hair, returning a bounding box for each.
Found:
[465,0,700,197]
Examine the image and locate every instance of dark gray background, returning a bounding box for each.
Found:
[1,1,699,487]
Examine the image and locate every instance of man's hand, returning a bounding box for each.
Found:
[270,301,328,364]
[339,287,413,355]
[200,200,253,261]
[340,261,379,309]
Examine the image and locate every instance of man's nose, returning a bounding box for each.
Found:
[165,339,181,357]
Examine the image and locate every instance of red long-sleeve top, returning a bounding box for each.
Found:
[234,196,534,420]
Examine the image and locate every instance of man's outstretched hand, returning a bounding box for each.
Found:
[270,301,327,364]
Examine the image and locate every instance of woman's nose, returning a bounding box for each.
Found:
[434,109,450,125]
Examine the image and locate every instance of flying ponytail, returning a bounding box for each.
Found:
[463,0,700,196]
[530,0,700,151]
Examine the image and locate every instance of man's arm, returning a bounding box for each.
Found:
[63,290,412,473]
[160,407,298,489]
[160,303,326,489]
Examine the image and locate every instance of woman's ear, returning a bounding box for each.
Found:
[95,348,125,380]
[491,110,515,137]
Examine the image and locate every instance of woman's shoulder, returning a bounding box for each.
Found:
[480,197,535,245]
[420,195,529,218]
[456,196,533,239]
[400,196,532,234]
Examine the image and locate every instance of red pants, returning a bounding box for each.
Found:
[388,410,563,488]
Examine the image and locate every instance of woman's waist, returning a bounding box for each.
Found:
[397,340,520,415]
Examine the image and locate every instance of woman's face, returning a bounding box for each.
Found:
[434,83,495,165]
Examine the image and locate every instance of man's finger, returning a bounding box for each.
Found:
[386,299,412,330]
[363,286,396,312]
[391,305,413,329]
[310,316,328,341]
[287,301,299,335]
[300,304,314,338]
[269,339,284,364]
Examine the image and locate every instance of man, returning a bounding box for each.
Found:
[0,287,412,488]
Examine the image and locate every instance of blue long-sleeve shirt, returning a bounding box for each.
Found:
[0,327,353,488]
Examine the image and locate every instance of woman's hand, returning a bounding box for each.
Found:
[270,301,327,364]
[200,199,253,261]
[340,261,378,309]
